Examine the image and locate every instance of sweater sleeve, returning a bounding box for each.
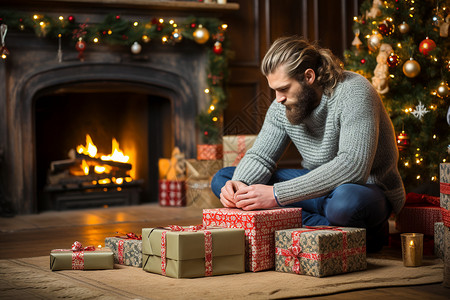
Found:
[274,77,381,205]
[232,101,291,184]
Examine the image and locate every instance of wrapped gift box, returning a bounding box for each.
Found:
[395,206,442,236]
[185,159,223,180]
[159,179,186,207]
[142,226,245,278]
[444,224,450,287]
[202,208,302,272]
[197,144,223,160]
[50,243,114,271]
[274,226,366,277]
[186,179,222,208]
[441,163,450,211]
[434,222,448,259]
[223,135,257,167]
[104,235,142,267]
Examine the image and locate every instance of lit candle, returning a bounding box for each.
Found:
[401,233,423,267]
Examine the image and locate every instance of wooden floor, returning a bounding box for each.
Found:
[0,203,448,299]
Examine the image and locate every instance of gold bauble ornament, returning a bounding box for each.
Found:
[398,22,410,34]
[368,32,382,52]
[193,24,210,44]
[437,82,449,98]
[402,58,421,78]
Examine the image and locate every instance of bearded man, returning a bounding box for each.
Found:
[210,36,406,252]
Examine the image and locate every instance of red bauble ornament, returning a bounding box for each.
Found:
[75,38,86,61]
[360,59,366,64]
[204,131,208,136]
[378,19,394,36]
[419,37,436,56]
[115,15,121,20]
[213,41,223,55]
[387,53,400,67]
[396,131,410,151]
[68,15,75,23]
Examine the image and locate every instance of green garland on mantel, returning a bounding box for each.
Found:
[0,10,230,144]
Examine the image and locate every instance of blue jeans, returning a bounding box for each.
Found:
[211,167,392,232]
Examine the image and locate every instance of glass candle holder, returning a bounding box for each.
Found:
[401,233,423,267]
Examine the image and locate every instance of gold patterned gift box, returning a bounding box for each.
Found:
[440,163,450,287]
[275,226,367,277]
[142,225,245,278]
[104,234,142,267]
[223,135,257,167]
[50,241,114,271]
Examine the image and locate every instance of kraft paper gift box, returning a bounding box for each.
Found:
[186,179,222,208]
[441,163,450,211]
[197,144,223,160]
[185,159,222,180]
[440,163,450,287]
[202,208,302,272]
[142,225,245,278]
[104,234,142,267]
[223,135,257,167]
[50,242,114,271]
[275,226,367,277]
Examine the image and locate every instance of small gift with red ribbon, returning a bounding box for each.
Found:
[203,207,302,272]
[142,225,245,278]
[105,232,143,267]
[395,192,442,236]
[50,241,114,271]
[275,226,367,277]
[223,135,257,167]
[440,163,450,227]
[197,144,223,161]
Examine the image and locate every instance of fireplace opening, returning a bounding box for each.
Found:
[35,82,173,211]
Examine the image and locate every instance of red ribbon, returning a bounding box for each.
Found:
[232,136,247,166]
[160,225,213,276]
[441,182,450,194]
[276,226,365,275]
[115,232,142,240]
[53,241,95,270]
[405,192,440,207]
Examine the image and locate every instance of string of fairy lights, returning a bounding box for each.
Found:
[0,10,230,145]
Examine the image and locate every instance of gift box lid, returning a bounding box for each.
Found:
[142,227,245,260]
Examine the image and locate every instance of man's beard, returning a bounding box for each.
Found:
[285,82,320,125]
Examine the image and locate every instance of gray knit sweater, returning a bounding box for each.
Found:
[232,71,406,214]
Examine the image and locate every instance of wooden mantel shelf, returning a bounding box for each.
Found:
[2,0,240,12]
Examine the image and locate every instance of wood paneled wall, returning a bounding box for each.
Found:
[222,0,363,165]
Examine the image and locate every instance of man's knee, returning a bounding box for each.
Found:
[324,184,388,227]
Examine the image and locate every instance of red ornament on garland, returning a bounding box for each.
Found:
[360,58,366,64]
[75,37,86,61]
[68,15,75,23]
[396,131,410,151]
[115,15,121,20]
[387,53,400,67]
[213,41,223,55]
[378,19,394,36]
[419,37,436,56]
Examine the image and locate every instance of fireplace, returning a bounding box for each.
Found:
[1,30,212,213]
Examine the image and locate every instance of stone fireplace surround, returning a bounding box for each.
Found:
[0,2,235,214]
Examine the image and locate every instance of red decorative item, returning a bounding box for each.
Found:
[387,53,400,67]
[75,37,86,61]
[115,15,121,20]
[203,208,302,272]
[360,59,366,64]
[197,144,223,160]
[378,19,394,36]
[158,179,186,207]
[396,206,442,236]
[396,131,409,151]
[213,41,223,55]
[68,15,75,23]
[419,37,436,56]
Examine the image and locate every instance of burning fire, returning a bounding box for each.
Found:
[75,134,133,184]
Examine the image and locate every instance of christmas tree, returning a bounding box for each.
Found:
[344,0,450,191]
